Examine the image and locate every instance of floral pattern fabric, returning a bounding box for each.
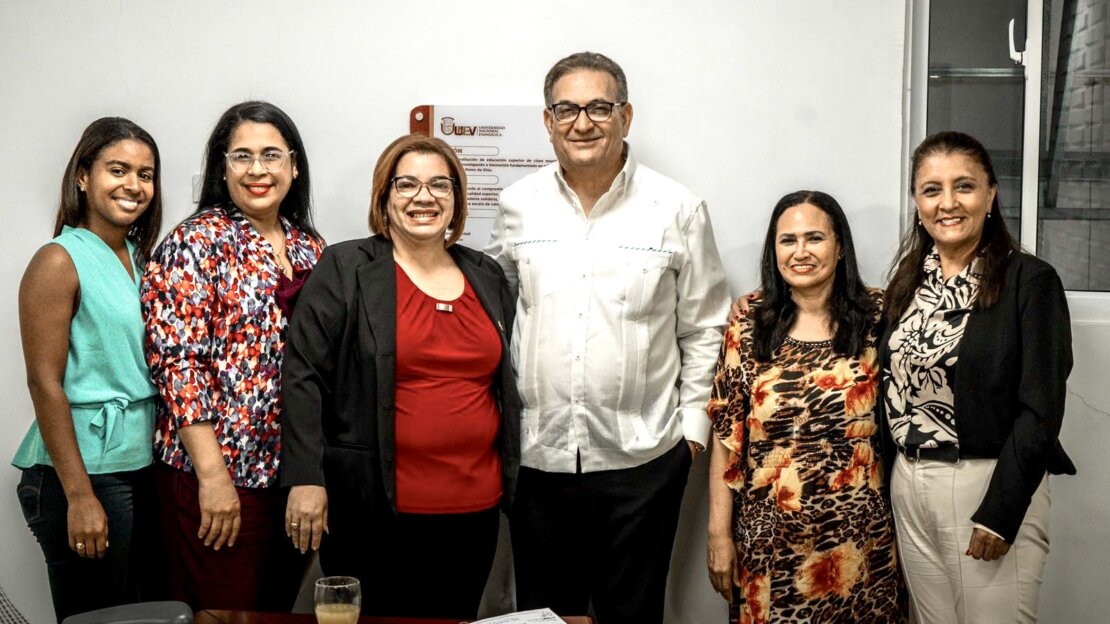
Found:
[709,291,906,623]
[141,208,323,488]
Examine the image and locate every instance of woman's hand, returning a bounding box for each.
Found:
[729,290,763,322]
[286,485,328,554]
[67,492,109,559]
[707,436,740,602]
[707,533,740,602]
[196,471,241,550]
[966,527,1010,561]
[177,423,239,550]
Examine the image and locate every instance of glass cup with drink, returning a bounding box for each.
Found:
[314,576,361,624]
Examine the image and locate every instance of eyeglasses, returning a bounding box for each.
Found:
[549,101,626,124]
[391,176,455,198]
[224,150,295,174]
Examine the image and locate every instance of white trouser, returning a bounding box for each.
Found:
[890,454,1050,624]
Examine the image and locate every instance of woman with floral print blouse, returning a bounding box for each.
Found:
[706,191,906,623]
[141,101,323,610]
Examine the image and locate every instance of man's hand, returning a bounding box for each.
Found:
[688,440,704,461]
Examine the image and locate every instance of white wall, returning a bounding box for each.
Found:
[0,1,909,622]
[1039,306,1110,622]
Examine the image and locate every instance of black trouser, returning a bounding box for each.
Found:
[17,465,163,622]
[511,440,691,624]
[321,505,501,619]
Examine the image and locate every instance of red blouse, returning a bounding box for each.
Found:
[393,263,502,513]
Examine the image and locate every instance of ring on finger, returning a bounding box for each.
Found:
[75,542,86,552]
[290,521,300,530]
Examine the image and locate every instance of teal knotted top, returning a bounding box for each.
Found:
[13,226,157,474]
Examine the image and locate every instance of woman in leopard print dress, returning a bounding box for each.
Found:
[706,190,906,624]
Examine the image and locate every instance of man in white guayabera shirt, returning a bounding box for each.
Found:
[485,51,730,624]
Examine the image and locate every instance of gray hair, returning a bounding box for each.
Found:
[543,51,629,107]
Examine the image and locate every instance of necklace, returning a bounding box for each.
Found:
[270,233,292,278]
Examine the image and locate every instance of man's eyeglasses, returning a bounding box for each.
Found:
[392,176,455,198]
[549,101,626,124]
[225,150,295,174]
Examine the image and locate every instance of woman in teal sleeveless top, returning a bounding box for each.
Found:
[13,117,164,622]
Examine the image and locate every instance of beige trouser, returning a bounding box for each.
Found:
[891,455,1050,624]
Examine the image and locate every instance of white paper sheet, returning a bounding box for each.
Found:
[470,607,563,623]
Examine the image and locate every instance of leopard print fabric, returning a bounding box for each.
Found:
[709,290,907,623]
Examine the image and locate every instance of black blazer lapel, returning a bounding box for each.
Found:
[454,249,506,336]
[452,246,520,509]
[355,237,400,511]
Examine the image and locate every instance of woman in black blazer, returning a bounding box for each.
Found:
[881,131,1074,623]
[279,134,520,619]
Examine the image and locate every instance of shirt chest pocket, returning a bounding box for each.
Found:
[595,247,677,320]
[512,242,678,319]
[512,242,564,309]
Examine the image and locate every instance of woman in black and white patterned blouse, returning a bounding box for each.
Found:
[880,131,1075,623]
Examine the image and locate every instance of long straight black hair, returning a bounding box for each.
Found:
[55,117,163,259]
[885,131,1018,323]
[752,190,876,361]
[194,101,319,240]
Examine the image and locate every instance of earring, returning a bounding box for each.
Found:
[987,212,992,219]
[78,185,85,192]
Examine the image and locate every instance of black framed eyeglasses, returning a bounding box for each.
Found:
[224,150,295,174]
[391,176,455,198]
[549,100,626,123]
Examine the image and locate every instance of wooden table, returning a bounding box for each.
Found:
[195,610,592,624]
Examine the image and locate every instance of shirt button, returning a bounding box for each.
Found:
[575,355,581,361]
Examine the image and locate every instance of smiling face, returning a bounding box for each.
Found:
[76,138,155,233]
[386,151,455,250]
[775,202,841,296]
[544,69,632,178]
[913,151,996,261]
[224,121,297,224]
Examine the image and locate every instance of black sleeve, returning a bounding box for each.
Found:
[280,247,348,487]
[971,265,1073,542]
[495,259,516,344]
